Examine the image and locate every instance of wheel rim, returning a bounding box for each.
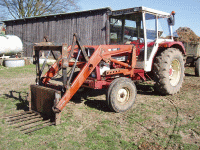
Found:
[169,59,181,86]
[117,88,130,103]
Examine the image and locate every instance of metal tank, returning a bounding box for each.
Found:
[0,35,23,55]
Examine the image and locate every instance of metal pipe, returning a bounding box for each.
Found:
[110,58,131,68]
[142,12,148,71]
[66,49,81,89]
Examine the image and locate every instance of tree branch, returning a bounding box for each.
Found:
[0,0,80,19]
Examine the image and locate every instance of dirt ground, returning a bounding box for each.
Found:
[0,65,200,149]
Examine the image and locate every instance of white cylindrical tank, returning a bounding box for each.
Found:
[4,58,25,67]
[0,35,23,55]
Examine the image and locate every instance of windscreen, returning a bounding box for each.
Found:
[109,12,144,45]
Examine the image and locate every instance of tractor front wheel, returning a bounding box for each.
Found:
[107,78,137,112]
[153,48,185,95]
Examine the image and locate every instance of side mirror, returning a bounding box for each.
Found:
[168,11,175,26]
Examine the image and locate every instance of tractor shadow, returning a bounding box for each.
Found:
[71,88,112,112]
[84,99,111,112]
[135,83,161,96]
[4,90,29,111]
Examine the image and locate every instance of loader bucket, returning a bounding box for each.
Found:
[3,85,61,134]
[29,85,61,125]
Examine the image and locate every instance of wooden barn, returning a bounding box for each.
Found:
[3,8,111,57]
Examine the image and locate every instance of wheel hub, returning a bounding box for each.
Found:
[169,67,173,76]
[169,59,181,86]
[117,88,129,103]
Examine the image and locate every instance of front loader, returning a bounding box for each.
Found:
[31,33,138,123]
[4,7,186,133]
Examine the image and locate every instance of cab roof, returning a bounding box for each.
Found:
[109,6,170,17]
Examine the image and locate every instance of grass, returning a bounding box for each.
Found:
[0,65,200,149]
[0,64,35,78]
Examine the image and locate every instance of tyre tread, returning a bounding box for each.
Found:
[153,48,185,95]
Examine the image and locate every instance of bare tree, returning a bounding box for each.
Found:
[0,0,80,19]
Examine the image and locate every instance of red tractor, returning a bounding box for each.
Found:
[6,7,185,132]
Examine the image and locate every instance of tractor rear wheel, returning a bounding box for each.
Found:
[153,48,184,95]
[107,78,137,112]
[195,58,200,77]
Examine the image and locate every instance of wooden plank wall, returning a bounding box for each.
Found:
[5,9,108,57]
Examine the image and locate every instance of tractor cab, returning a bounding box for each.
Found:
[109,7,175,72]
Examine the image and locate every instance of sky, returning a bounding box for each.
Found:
[79,0,200,36]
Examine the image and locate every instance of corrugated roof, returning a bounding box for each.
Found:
[3,7,112,22]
